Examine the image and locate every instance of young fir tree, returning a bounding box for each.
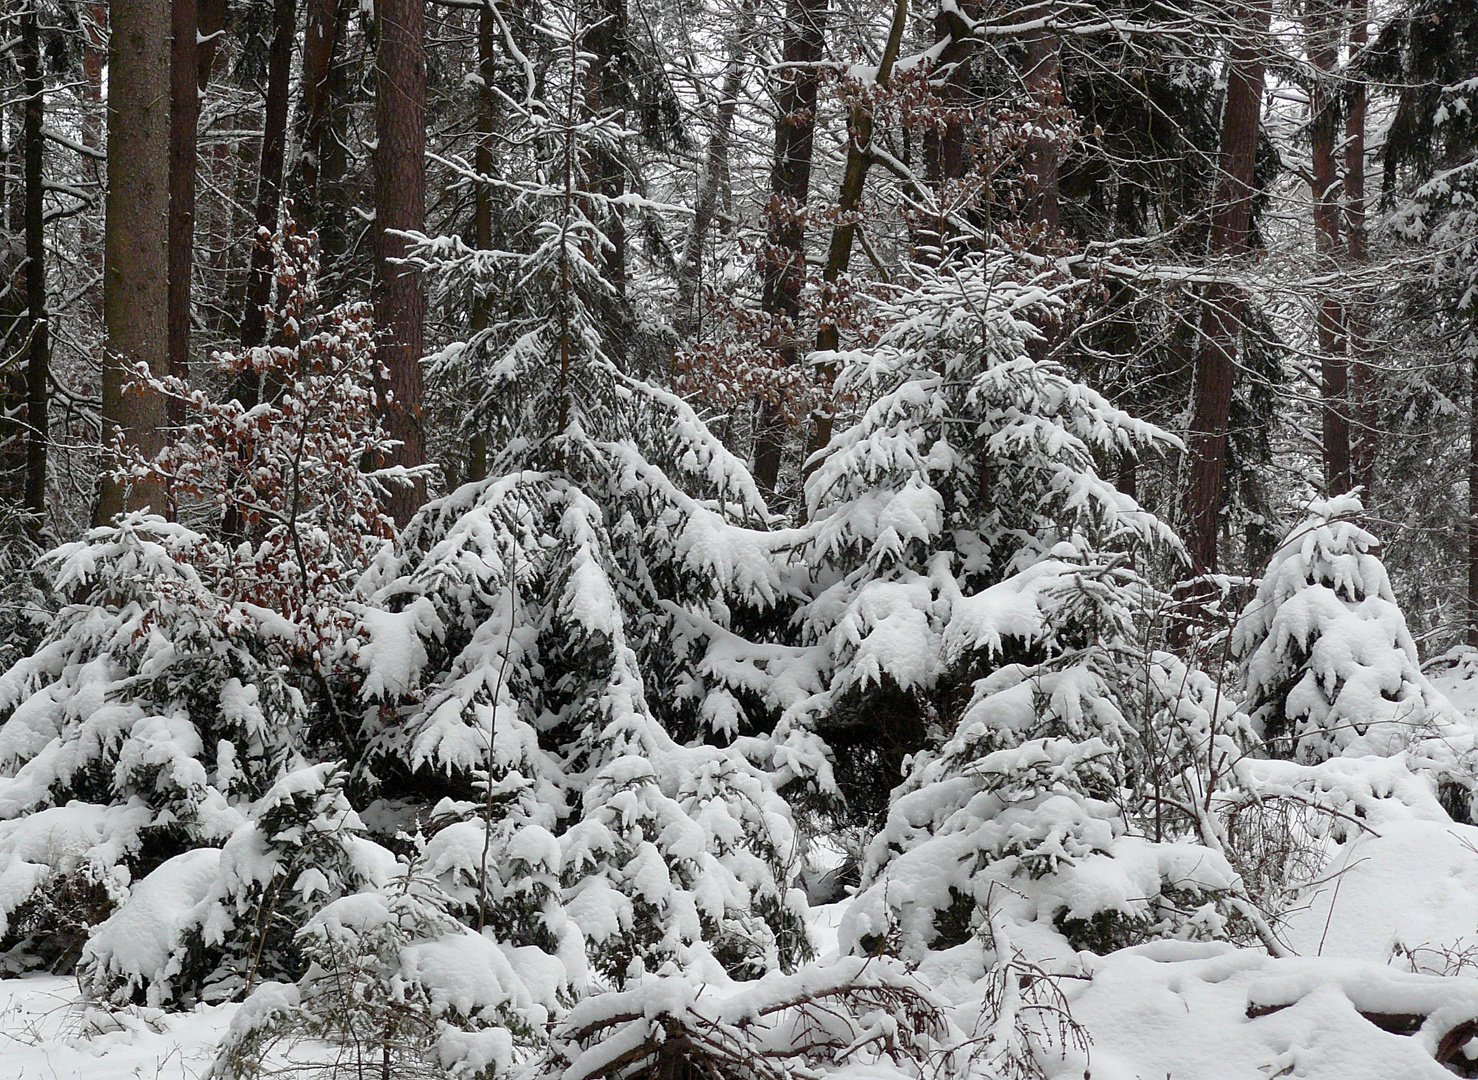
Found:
[365,4,811,989]
[78,762,397,1006]
[214,844,559,1080]
[790,256,1239,959]
[1235,492,1467,763]
[0,225,399,967]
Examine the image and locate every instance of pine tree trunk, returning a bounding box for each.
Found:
[292,0,346,235]
[1345,0,1375,496]
[197,0,226,82]
[97,0,172,523]
[164,0,227,391]
[751,0,825,497]
[373,0,428,525]
[222,0,294,539]
[801,0,908,484]
[1020,11,1062,234]
[1308,0,1349,495]
[921,0,980,253]
[466,0,495,485]
[1470,351,1478,649]
[21,0,47,525]
[82,2,107,146]
[80,0,106,275]
[239,0,297,354]
[582,0,630,341]
[1177,0,1271,574]
[168,0,201,421]
[675,14,750,343]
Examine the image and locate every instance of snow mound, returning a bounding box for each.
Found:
[1282,818,1478,965]
[1058,949,1478,1079]
[79,847,222,1007]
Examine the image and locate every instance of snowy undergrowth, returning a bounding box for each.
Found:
[6,259,1478,1079]
[11,812,1478,1080]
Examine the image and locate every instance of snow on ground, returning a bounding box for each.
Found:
[0,976,234,1079]
[1427,659,1478,726]
[1055,946,1478,1080]
[1280,818,1478,963]
[9,818,1478,1080]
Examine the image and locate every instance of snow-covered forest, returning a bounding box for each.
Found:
[1,0,1478,1075]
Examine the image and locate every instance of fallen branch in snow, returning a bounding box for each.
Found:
[959,902,1091,1080]
[1242,962,1478,1076]
[551,960,948,1080]
[1183,768,1293,958]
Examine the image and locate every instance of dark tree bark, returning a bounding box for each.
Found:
[239,0,298,354]
[801,0,908,480]
[81,1,107,147]
[467,0,496,485]
[291,0,347,234]
[97,0,173,523]
[1346,0,1375,496]
[165,0,224,438]
[1308,0,1349,494]
[372,0,428,524]
[920,0,980,256]
[197,0,226,83]
[168,0,201,428]
[1177,0,1272,575]
[1020,11,1062,234]
[21,0,48,524]
[221,0,295,540]
[675,17,750,342]
[751,0,825,497]
[80,0,106,264]
[1471,352,1478,650]
[579,0,631,318]
[164,0,226,410]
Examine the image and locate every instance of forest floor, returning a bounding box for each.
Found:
[8,670,1478,1080]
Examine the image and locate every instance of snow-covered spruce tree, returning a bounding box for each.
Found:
[363,5,810,992]
[793,256,1240,960]
[0,224,400,971]
[78,762,397,1007]
[213,843,560,1080]
[1234,492,1469,763]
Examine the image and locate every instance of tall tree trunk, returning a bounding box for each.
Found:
[1345,0,1375,496]
[921,0,979,256]
[239,0,297,353]
[1020,7,1062,234]
[751,0,825,497]
[21,0,48,525]
[1470,352,1478,649]
[97,0,173,523]
[801,0,908,482]
[1177,0,1271,575]
[467,0,496,484]
[1308,0,1349,494]
[373,0,428,524]
[291,0,346,235]
[197,0,227,82]
[222,0,294,539]
[583,0,630,329]
[80,0,106,269]
[81,1,107,147]
[168,0,201,428]
[675,14,751,342]
[164,0,227,412]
